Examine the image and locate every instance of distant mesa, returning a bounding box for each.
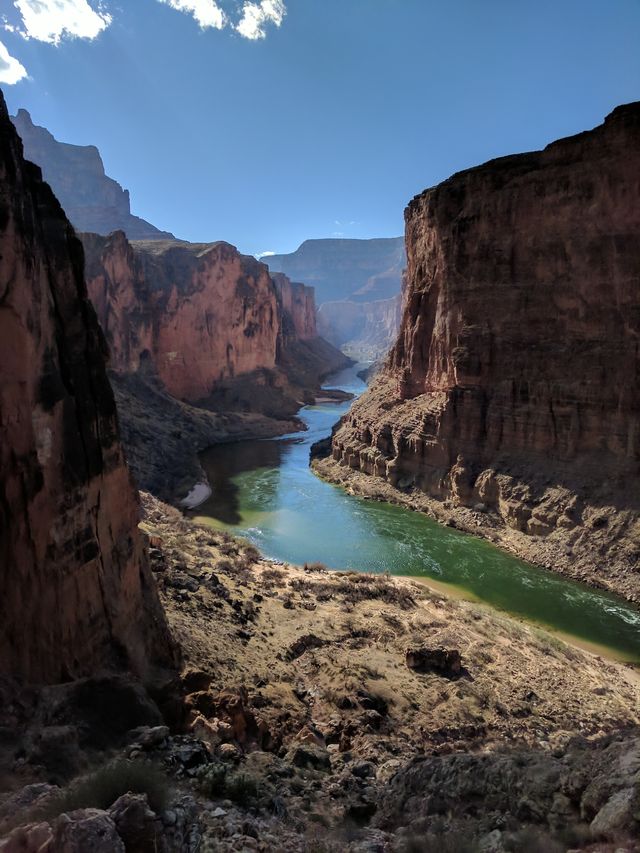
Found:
[264,237,406,305]
[265,237,406,358]
[11,108,175,241]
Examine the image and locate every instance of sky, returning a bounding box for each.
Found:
[1,1,639,257]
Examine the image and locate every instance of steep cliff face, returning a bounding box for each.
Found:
[329,103,640,599]
[272,273,316,343]
[83,231,350,411]
[11,109,174,240]
[317,294,402,359]
[0,93,173,683]
[84,234,281,403]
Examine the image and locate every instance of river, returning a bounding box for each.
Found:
[192,363,640,663]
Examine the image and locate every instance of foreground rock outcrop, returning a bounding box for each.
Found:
[0,91,173,683]
[11,109,174,240]
[327,102,640,601]
[6,494,638,851]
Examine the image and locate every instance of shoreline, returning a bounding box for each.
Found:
[404,574,640,669]
[312,455,640,607]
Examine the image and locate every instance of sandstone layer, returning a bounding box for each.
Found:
[329,102,640,601]
[0,93,173,683]
[84,234,281,402]
[11,109,174,240]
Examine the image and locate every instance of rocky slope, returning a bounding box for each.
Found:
[11,109,174,240]
[325,102,640,602]
[3,495,639,851]
[317,293,402,360]
[0,92,173,684]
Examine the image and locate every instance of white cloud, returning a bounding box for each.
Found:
[0,38,27,83]
[257,250,276,258]
[236,0,285,40]
[14,0,112,45]
[157,0,226,30]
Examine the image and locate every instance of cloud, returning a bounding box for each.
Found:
[257,250,276,258]
[236,0,285,40]
[157,0,226,30]
[13,0,112,45]
[0,38,27,83]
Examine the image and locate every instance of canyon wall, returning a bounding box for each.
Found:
[84,233,281,403]
[82,232,343,407]
[0,92,172,683]
[11,109,174,240]
[329,102,640,598]
[272,273,316,343]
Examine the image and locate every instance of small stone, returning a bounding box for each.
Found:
[211,807,228,818]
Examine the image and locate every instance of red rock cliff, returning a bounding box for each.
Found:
[272,272,316,343]
[331,103,640,597]
[84,233,282,402]
[0,91,172,683]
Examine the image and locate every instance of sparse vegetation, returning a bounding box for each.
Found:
[195,763,260,806]
[33,759,169,821]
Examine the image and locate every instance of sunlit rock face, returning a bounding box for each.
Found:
[0,91,173,684]
[84,234,283,402]
[332,103,640,577]
[11,108,174,240]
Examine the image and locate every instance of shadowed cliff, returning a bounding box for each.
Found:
[0,90,174,683]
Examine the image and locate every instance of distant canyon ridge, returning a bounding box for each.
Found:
[12,108,405,359]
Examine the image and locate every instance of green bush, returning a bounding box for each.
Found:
[37,758,169,819]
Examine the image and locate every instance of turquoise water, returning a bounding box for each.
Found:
[194,364,640,662]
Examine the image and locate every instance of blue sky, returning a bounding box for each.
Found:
[1,1,639,256]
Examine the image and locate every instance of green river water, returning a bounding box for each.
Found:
[193,364,640,663]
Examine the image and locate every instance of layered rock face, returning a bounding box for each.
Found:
[317,293,402,359]
[331,103,640,595]
[84,234,281,403]
[82,232,341,407]
[272,273,316,344]
[81,230,349,498]
[0,92,172,683]
[11,109,174,240]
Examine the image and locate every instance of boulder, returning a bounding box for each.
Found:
[405,648,462,678]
